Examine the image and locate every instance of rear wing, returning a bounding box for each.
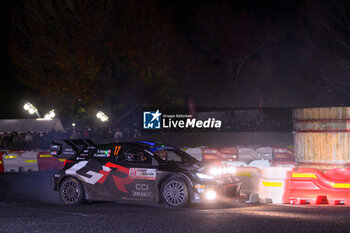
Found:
[50,139,95,159]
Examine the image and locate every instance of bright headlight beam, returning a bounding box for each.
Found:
[205,190,217,200]
[209,166,236,176]
[196,173,214,180]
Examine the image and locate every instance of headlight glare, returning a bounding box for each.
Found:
[196,173,214,180]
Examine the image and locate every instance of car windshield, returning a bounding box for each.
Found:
[150,145,198,164]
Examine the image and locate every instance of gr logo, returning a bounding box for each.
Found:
[143,109,162,129]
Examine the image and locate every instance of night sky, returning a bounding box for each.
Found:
[1,0,349,121]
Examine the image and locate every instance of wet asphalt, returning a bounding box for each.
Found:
[0,172,349,233]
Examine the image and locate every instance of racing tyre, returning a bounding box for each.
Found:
[59,177,85,205]
[161,178,189,208]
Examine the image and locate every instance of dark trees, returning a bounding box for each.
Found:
[9,0,191,123]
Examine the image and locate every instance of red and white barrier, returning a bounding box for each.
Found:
[283,167,350,205]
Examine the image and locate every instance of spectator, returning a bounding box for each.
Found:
[133,129,141,138]
[24,131,33,141]
[83,128,89,138]
[114,128,123,142]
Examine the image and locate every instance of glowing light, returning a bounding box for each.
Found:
[205,190,217,200]
[23,101,39,117]
[44,109,56,119]
[28,108,35,114]
[23,103,30,110]
[96,111,109,122]
[209,166,236,176]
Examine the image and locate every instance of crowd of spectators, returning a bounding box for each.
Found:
[0,114,292,149]
[0,124,143,149]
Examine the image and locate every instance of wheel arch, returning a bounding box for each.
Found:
[58,175,87,200]
[156,172,193,203]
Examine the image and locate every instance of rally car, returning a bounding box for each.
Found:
[50,139,243,208]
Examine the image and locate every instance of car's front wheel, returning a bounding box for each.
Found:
[161,178,189,208]
[59,177,85,205]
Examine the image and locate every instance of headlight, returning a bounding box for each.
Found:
[205,190,217,200]
[196,173,214,180]
[209,166,236,176]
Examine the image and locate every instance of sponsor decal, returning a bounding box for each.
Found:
[129,168,156,180]
[132,183,152,198]
[94,149,111,158]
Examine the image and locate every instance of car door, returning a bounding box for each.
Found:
[106,145,158,201]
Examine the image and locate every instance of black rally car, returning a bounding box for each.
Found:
[50,139,244,207]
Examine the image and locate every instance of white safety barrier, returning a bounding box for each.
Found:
[256,147,273,160]
[236,166,261,202]
[223,161,247,167]
[20,150,40,171]
[2,152,24,172]
[248,160,271,169]
[258,167,292,204]
[2,150,40,172]
[238,148,259,163]
[185,147,205,161]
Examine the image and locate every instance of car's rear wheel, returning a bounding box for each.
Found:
[60,177,85,205]
[161,178,189,208]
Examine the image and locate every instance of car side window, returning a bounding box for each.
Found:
[122,147,151,164]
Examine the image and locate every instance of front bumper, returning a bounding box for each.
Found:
[191,179,245,203]
[52,173,62,191]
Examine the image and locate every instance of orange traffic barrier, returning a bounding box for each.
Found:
[202,148,221,161]
[283,167,350,205]
[202,147,238,162]
[220,147,238,161]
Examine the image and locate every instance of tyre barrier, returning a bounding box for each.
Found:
[258,167,292,204]
[283,167,350,205]
[37,152,65,171]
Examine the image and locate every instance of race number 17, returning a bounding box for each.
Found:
[114,146,121,156]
